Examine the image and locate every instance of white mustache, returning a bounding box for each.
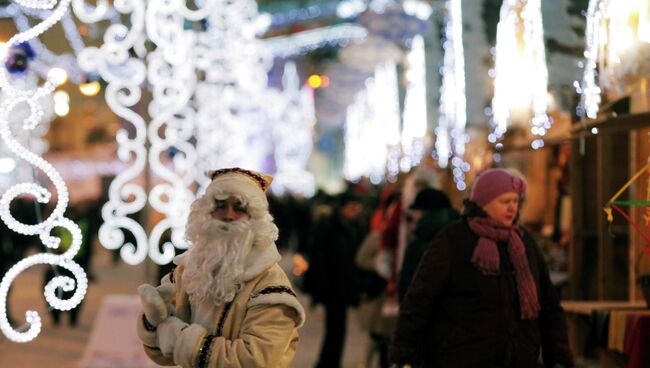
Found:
[213,219,252,234]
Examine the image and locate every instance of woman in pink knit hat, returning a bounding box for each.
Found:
[389,168,573,368]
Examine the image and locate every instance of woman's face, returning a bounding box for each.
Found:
[482,191,519,226]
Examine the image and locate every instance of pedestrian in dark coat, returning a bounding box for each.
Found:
[303,192,370,368]
[389,168,573,368]
[397,188,459,302]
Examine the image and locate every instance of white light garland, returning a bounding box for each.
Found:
[578,0,604,119]
[375,61,401,181]
[490,0,550,150]
[194,0,273,192]
[437,0,468,190]
[0,0,88,343]
[344,61,401,183]
[582,1,650,113]
[270,62,316,197]
[75,0,150,266]
[264,24,368,58]
[401,35,427,172]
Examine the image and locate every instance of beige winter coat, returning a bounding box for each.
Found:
[138,247,305,368]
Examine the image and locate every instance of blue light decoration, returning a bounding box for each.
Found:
[4,42,35,76]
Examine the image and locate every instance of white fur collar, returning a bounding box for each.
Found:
[241,241,281,281]
[173,241,281,282]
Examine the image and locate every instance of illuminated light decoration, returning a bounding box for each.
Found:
[437,0,468,190]
[53,90,69,116]
[577,0,604,120]
[401,34,427,172]
[145,0,209,264]
[586,1,650,106]
[1,70,55,163]
[269,62,316,197]
[0,0,88,342]
[402,0,434,20]
[344,61,401,182]
[307,74,323,89]
[75,0,149,266]
[336,0,367,19]
[264,23,368,58]
[375,61,401,181]
[320,75,330,88]
[79,80,100,96]
[0,2,108,84]
[0,157,16,173]
[344,82,388,182]
[490,0,550,150]
[194,0,274,193]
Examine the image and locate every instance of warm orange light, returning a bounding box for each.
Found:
[320,75,330,88]
[79,81,101,96]
[307,74,322,89]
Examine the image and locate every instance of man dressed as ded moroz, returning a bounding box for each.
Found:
[136,168,306,368]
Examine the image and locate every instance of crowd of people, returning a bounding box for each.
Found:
[0,164,573,367]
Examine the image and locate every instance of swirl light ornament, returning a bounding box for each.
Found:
[74,0,149,265]
[0,0,88,343]
[77,0,274,264]
[489,0,550,150]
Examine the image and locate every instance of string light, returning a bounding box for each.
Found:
[437,0,468,190]
[580,1,650,118]
[344,61,401,182]
[401,34,427,171]
[264,23,367,58]
[0,0,87,343]
[270,62,316,197]
[490,0,550,149]
[75,0,149,266]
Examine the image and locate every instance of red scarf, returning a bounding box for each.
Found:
[467,217,540,319]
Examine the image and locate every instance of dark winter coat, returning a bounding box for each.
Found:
[303,214,381,306]
[398,207,460,302]
[389,219,573,368]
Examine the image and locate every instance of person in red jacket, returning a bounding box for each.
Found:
[389,168,573,368]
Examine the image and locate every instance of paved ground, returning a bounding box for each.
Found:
[0,242,369,368]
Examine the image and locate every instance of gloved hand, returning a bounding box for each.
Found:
[157,316,188,357]
[138,283,176,327]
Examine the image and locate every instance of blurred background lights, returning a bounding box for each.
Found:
[47,67,67,86]
[78,80,100,96]
[53,90,69,117]
[0,157,16,174]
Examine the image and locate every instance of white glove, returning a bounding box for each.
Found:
[157,316,188,357]
[138,283,175,327]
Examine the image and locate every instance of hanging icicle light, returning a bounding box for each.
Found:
[583,1,650,108]
[401,35,427,172]
[578,0,604,120]
[490,0,550,150]
[375,60,401,181]
[437,0,468,190]
[0,0,88,343]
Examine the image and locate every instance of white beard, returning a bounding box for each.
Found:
[183,217,255,306]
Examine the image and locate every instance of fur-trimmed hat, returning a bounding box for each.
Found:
[205,168,273,214]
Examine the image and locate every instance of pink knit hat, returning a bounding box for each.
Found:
[470,168,527,207]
